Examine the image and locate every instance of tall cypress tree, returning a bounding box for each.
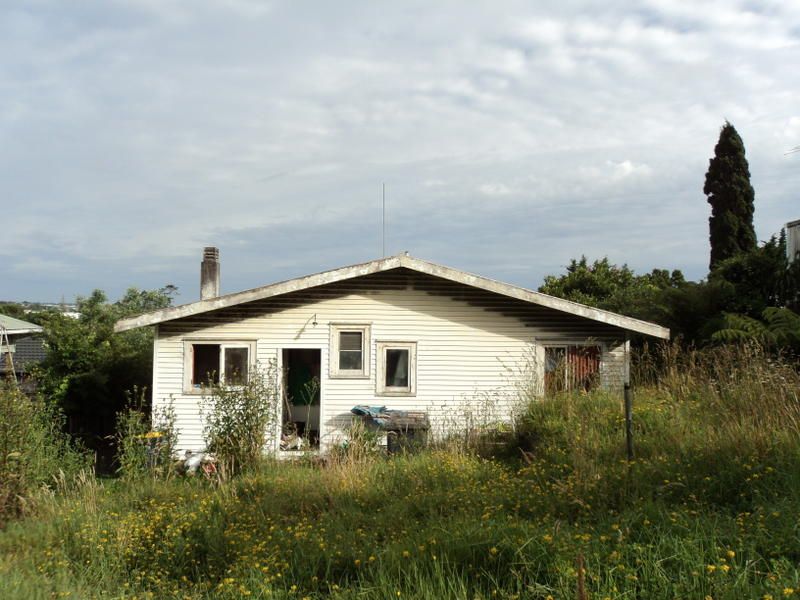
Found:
[704,121,756,271]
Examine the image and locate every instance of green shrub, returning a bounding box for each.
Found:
[201,363,280,476]
[0,381,90,523]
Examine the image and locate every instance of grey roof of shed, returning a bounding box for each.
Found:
[0,336,46,374]
[114,254,670,339]
[0,314,43,336]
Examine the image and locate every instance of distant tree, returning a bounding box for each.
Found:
[538,256,685,322]
[538,232,798,347]
[539,257,637,308]
[655,279,735,344]
[0,303,27,320]
[704,121,756,270]
[709,234,788,318]
[35,286,176,472]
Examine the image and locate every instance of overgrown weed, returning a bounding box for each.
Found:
[201,362,280,476]
[0,382,90,524]
[1,343,800,599]
[115,387,177,481]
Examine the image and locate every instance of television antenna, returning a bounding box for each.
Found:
[381,183,386,257]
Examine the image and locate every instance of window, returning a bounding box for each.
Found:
[329,324,370,378]
[184,341,254,392]
[544,344,600,393]
[376,341,416,396]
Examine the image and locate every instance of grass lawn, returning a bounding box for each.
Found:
[1,345,799,599]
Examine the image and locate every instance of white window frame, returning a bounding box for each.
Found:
[376,341,417,396]
[541,341,604,392]
[329,324,371,378]
[183,340,256,394]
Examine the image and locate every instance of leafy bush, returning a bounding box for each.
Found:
[201,363,280,475]
[34,286,177,472]
[0,382,90,523]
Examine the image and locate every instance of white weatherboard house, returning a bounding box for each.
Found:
[115,249,669,454]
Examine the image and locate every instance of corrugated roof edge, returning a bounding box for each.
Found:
[0,313,44,335]
[114,254,670,339]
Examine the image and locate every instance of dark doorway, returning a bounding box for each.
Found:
[281,349,321,450]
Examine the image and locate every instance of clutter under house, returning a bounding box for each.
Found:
[351,405,430,453]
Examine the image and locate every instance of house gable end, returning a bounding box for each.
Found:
[115,255,669,339]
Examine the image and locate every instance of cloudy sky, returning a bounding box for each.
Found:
[2,1,798,303]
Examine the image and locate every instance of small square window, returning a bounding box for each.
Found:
[330,324,370,378]
[376,341,416,396]
[184,341,254,393]
[338,331,363,370]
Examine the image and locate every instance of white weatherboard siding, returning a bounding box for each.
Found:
[151,270,627,453]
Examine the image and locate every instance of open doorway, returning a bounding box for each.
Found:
[281,349,321,450]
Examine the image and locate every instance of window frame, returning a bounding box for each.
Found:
[376,341,417,396]
[183,340,256,394]
[329,324,371,379]
[542,341,603,393]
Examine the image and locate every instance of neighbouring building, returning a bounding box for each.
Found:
[787,219,800,264]
[0,314,45,387]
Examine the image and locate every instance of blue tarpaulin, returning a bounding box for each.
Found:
[350,405,410,428]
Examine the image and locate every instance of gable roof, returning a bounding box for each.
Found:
[0,313,43,336]
[114,254,670,339]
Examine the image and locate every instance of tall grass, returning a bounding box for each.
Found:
[520,343,800,514]
[0,343,799,599]
[0,382,91,524]
[642,341,800,436]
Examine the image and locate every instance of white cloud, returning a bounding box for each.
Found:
[479,183,513,196]
[0,1,798,300]
[609,160,653,181]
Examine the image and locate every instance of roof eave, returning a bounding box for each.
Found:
[114,256,404,332]
[4,327,43,336]
[402,257,670,339]
[113,254,670,339]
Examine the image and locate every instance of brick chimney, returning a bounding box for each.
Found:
[200,247,220,300]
